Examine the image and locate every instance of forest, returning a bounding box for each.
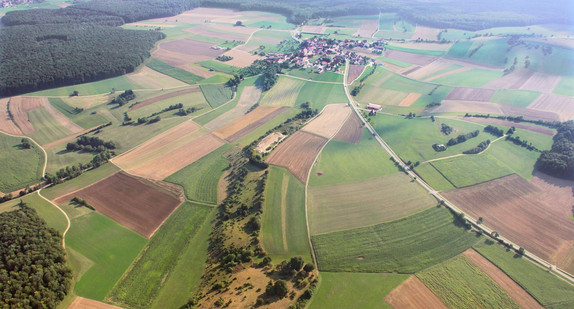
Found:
[0,205,71,308]
[536,121,574,179]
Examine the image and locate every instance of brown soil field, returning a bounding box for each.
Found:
[154,39,224,64]
[412,26,442,41]
[333,112,363,143]
[407,59,450,79]
[401,66,421,76]
[55,172,183,238]
[129,87,200,111]
[41,97,83,134]
[69,297,122,309]
[530,172,574,219]
[213,106,288,142]
[528,93,574,121]
[347,64,366,84]
[186,24,248,42]
[445,87,495,102]
[462,249,544,309]
[443,174,574,273]
[0,98,23,135]
[220,49,264,67]
[127,66,188,89]
[114,121,225,180]
[455,117,555,136]
[399,93,422,106]
[177,63,215,78]
[385,276,448,309]
[356,19,379,37]
[424,66,471,82]
[302,104,350,139]
[301,25,326,34]
[520,72,562,93]
[385,50,438,66]
[9,97,44,134]
[484,68,535,89]
[255,132,285,153]
[204,86,262,131]
[267,131,328,183]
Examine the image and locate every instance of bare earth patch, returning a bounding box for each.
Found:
[406,59,450,80]
[153,39,224,64]
[204,86,262,131]
[177,64,215,78]
[185,24,249,42]
[128,66,188,89]
[530,172,574,219]
[129,87,200,111]
[55,172,183,238]
[443,174,574,273]
[8,96,44,134]
[0,98,23,135]
[385,50,438,66]
[333,112,363,144]
[412,26,442,41]
[255,132,285,153]
[462,249,544,309]
[528,93,574,121]
[301,25,326,34]
[399,93,422,106]
[69,297,122,309]
[385,276,448,309]
[355,19,379,37]
[347,64,366,84]
[267,131,328,183]
[445,87,495,102]
[302,104,351,139]
[220,49,264,67]
[520,72,562,93]
[213,106,288,142]
[484,68,535,89]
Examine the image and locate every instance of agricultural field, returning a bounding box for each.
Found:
[490,89,542,107]
[128,89,209,120]
[312,207,479,273]
[286,69,344,83]
[203,85,262,131]
[301,104,350,138]
[146,58,205,84]
[0,133,44,193]
[49,98,109,129]
[385,276,447,309]
[213,106,288,142]
[295,82,348,111]
[262,166,312,262]
[41,163,120,201]
[432,68,504,87]
[199,84,234,108]
[259,76,306,107]
[332,112,363,144]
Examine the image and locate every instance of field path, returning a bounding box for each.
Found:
[421,135,506,164]
[281,173,289,252]
[38,189,71,249]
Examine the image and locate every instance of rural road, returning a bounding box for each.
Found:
[341,60,574,284]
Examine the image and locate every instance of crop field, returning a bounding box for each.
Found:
[385,276,447,309]
[414,163,456,192]
[8,96,43,134]
[259,76,306,106]
[312,207,479,273]
[554,76,574,96]
[347,65,366,83]
[69,297,122,309]
[474,239,574,308]
[309,272,409,309]
[129,87,202,111]
[333,112,363,143]
[489,89,541,107]
[520,72,563,93]
[308,173,435,234]
[164,144,231,204]
[462,249,543,308]
[38,97,83,133]
[233,108,295,146]
[267,131,328,183]
[27,108,76,145]
[301,104,350,138]
[432,100,561,122]
[429,153,514,188]
[417,255,520,309]
[0,192,67,233]
[465,39,509,66]
[356,19,379,37]
[530,172,574,219]
[203,86,262,131]
[29,74,141,97]
[185,24,250,42]
[49,98,109,129]
[385,50,438,66]
[110,202,212,308]
[295,82,348,111]
[483,68,535,89]
[445,87,495,102]
[262,166,311,262]
[432,68,503,87]
[195,77,258,125]
[443,174,574,273]
[154,38,225,64]
[377,72,437,94]
[65,205,147,301]
[286,69,344,83]
[457,117,556,136]
[0,98,22,135]
[356,86,410,106]
[197,59,238,74]
[213,106,288,142]
[219,49,264,67]
[377,56,412,68]
[528,93,574,121]
[199,84,234,108]
[0,133,44,193]
[146,58,205,84]
[41,163,120,201]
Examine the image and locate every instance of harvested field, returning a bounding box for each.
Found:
[302,104,351,139]
[520,72,562,93]
[127,66,188,89]
[445,87,495,102]
[456,117,555,136]
[8,96,43,134]
[356,19,379,37]
[177,64,215,78]
[347,65,366,84]
[484,68,535,89]
[54,172,182,238]
[220,49,264,67]
[443,174,574,273]
[333,112,363,143]
[399,93,422,106]
[425,66,471,82]
[129,87,200,111]
[146,8,266,25]
[213,106,288,142]
[530,172,574,219]
[69,297,122,309]
[267,131,328,183]
[385,276,447,309]
[434,101,560,122]
[255,132,285,153]
[393,41,453,51]
[412,26,442,41]
[385,50,437,66]
[407,59,451,79]
[209,23,259,35]
[154,39,224,64]
[0,98,22,135]
[301,25,326,34]
[259,77,306,106]
[40,97,83,134]
[528,93,574,121]
[185,24,248,42]
[401,66,420,76]
[463,249,543,309]
[204,86,262,131]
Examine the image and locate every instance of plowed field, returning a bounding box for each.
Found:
[347,65,365,84]
[0,98,22,135]
[204,86,262,131]
[8,96,44,134]
[445,87,495,101]
[528,93,574,121]
[213,106,288,142]
[333,112,363,143]
[385,276,447,309]
[484,69,535,89]
[302,104,350,139]
[154,39,224,64]
[520,72,562,93]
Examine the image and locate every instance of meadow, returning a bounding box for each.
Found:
[198,60,239,75]
[377,56,412,68]
[554,76,574,96]
[0,133,44,192]
[432,69,503,87]
[27,108,74,145]
[146,58,205,84]
[199,84,234,108]
[312,207,479,273]
[417,255,520,309]
[28,75,140,97]
[490,89,542,107]
[128,91,209,120]
[385,45,446,56]
[0,192,67,232]
[49,98,109,129]
[295,81,348,111]
[259,76,306,107]
[262,167,312,262]
[286,69,344,82]
[41,163,120,200]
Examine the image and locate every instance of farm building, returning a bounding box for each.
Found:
[367,103,382,111]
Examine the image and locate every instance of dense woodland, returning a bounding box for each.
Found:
[0,205,71,308]
[537,121,574,179]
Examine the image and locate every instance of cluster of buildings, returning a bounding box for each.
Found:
[265,38,387,73]
[1,0,33,8]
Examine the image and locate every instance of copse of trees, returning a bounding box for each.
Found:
[66,136,116,153]
[0,205,72,308]
[484,125,505,137]
[536,121,574,179]
[447,130,479,146]
[110,90,136,106]
[463,140,490,154]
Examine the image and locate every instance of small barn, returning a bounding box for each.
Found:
[366,103,382,111]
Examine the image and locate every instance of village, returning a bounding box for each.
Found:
[1,0,34,8]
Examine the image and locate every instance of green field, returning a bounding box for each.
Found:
[466,39,509,67]
[356,86,409,106]
[49,98,109,129]
[110,202,212,307]
[432,68,503,87]
[198,60,238,75]
[128,90,209,120]
[446,41,474,58]
[412,85,454,108]
[66,205,147,300]
[295,81,347,111]
[377,56,412,68]
[310,129,397,186]
[474,239,574,308]
[422,64,464,80]
[0,133,44,192]
[308,272,409,309]
[490,89,541,107]
[554,76,574,96]
[259,76,306,106]
[286,69,344,82]
[375,30,414,40]
[199,84,234,108]
[262,167,312,262]
[312,207,479,273]
[42,163,120,201]
[386,45,446,56]
[147,58,204,84]
[378,72,437,94]
[414,162,456,191]
[417,255,520,309]
[0,192,68,233]
[29,75,140,97]
[508,43,574,77]
[27,108,74,145]
[164,144,231,204]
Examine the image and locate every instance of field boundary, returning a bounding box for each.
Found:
[38,189,70,249]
